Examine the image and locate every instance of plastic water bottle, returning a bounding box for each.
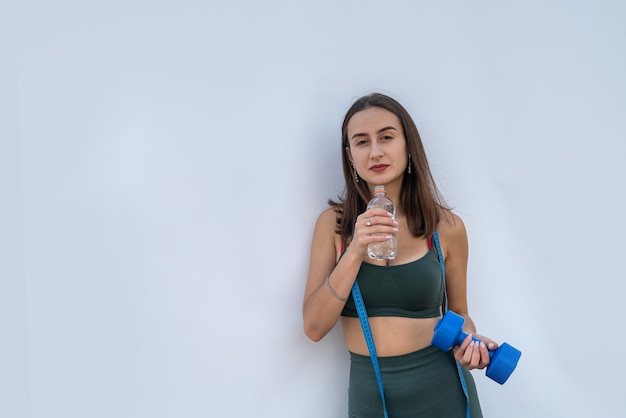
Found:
[366,185,397,260]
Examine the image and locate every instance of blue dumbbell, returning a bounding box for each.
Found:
[432,311,522,384]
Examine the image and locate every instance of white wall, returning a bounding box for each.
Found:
[3,1,625,417]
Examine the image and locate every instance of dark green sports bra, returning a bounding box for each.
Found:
[341,246,444,319]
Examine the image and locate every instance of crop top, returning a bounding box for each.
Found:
[340,246,444,319]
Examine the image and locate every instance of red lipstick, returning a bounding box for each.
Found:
[370,164,389,172]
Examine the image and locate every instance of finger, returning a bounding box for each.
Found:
[474,333,498,351]
[366,208,395,217]
[461,341,475,367]
[470,342,482,368]
[460,334,473,350]
[455,334,473,363]
[365,215,398,227]
[357,220,387,237]
[484,339,498,351]
[356,216,375,232]
[479,342,490,367]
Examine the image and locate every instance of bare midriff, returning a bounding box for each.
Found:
[341,316,441,357]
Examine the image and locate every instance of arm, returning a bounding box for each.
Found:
[439,212,496,369]
[302,209,359,342]
[440,212,473,331]
[303,207,397,342]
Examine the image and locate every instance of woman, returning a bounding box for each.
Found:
[303,93,496,417]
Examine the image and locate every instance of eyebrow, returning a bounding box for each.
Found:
[351,126,397,140]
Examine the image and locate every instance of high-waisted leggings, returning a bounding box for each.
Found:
[348,345,483,418]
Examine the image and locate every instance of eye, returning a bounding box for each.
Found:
[382,134,394,141]
[355,138,368,146]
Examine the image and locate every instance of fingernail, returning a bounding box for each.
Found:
[393,220,399,225]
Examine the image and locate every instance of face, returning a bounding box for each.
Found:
[346,106,408,190]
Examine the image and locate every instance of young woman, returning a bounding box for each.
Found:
[303,93,496,417]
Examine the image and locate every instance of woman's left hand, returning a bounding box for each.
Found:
[453,333,498,370]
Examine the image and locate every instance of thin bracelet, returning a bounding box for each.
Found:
[325,276,347,302]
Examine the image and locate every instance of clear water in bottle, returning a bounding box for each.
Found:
[366,185,397,260]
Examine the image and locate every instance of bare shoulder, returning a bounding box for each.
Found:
[312,207,341,245]
[315,207,339,231]
[307,207,343,274]
[437,209,468,248]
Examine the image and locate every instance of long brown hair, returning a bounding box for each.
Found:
[329,93,449,245]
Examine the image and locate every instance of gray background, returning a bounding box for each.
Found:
[2,0,625,417]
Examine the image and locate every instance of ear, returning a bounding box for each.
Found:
[345,146,353,163]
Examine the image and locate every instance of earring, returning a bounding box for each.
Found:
[407,154,412,174]
[352,163,360,183]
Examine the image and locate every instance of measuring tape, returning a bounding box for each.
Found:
[352,280,389,418]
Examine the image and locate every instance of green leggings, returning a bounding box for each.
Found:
[348,345,483,418]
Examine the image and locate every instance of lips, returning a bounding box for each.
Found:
[370,164,389,172]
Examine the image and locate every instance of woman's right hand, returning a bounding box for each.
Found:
[347,208,399,259]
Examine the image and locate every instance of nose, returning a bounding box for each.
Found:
[370,141,384,159]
